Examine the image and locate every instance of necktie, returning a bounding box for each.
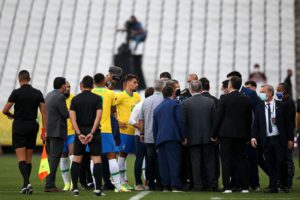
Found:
[267,103,273,133]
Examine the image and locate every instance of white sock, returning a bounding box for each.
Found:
[142,158,146,181]
[109,159,121,189]
[90,160,95,185]
[69,155,73,168]
[118,157,126,185]
[124,160,128,182]
[60,157,70,184]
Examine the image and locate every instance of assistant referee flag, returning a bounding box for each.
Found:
[38,143,50,181]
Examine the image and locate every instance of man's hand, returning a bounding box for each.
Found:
[288,141,294,149]
[86,133,94,143]
[78,134,87,145]
[40,128,47,142]
[118,121,128,129]
[182,138,187,146]
[41,132,47,142]
[6,112,14,119]
[251,138,257,148]
[140,135,145,143]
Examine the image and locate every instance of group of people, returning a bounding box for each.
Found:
[2,67,300,196]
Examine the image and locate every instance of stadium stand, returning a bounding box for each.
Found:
[0,0,296,108]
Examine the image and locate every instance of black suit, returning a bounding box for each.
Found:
[252,100,293,191]
[213,91,252,190]
[182,94,216,190]
[201,91,220,189]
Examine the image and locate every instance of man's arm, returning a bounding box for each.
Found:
[129,106,141,130]
[296,99,300,131]
[212,96,225,139]
[57,95,69,119]
[283,103,294,149]
[2,102,14,119]
[251,107,260,148]
[91,109,102,134]
[39,102,47,141]
[70,110,81,135]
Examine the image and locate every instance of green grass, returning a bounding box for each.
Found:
[0,154,299,200]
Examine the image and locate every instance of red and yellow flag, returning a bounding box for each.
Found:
[38,144,50,181]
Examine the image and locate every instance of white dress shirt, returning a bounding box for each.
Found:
[265,98,279,137]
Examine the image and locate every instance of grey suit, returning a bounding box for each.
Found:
[45,90,69,189]
[182,94,217,190]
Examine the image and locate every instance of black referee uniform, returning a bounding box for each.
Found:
[70,90,103,193]
[8,84,44,149]
[7,84,44,191]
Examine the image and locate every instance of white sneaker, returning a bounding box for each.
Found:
[172,190,183,193]
[223,190,232,193]
[241,190,249,193]
[93,189,105,196]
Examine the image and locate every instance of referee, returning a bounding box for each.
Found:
[70,76,104,196]
[2,70,46,194]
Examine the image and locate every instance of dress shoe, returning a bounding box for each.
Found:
[44,187,63,192]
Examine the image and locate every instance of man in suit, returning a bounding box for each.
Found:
[212,76,252,193]
[276,82,296,190]
[199,77,220,190]
[178,73,198,190]
[153,85,186,192]
[182,80,217,191]
[227,71,262,191]
[44,77,69,192]
[140,79,165,190]
[251,84,294,193]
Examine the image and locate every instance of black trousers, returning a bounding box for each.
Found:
[220,138,249,190]
[45,137,64,189]
[134,135,146,185]
[189,144,217,190]
[181,145,193,187]
[213,144,220,188]
[263,136,288,191]
[145,143,160,189]
[247,144,259,188]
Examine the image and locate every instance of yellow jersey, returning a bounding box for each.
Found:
[66,93,75,135]
[92,87,115,133]
[115,90,141,135]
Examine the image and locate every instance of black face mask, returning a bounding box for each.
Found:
[175,88,181,97]
[64,92,70,98]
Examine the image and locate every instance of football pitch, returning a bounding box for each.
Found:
[0,154,299,200]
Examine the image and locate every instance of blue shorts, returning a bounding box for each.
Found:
[116,133,135,153]
[101,133,117,154]
[63,134,75,153]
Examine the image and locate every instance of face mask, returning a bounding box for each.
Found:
[275,92,284,100]
[259,93,267,101]
[175,88,181,97]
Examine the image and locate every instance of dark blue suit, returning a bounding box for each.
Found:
[240,86,261,111]
[252,100,293,191]
[240,86,267,189]
[153,98,185,189]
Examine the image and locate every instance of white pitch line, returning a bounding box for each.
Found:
[129,191,151,200]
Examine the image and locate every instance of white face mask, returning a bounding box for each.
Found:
[259,93,268,101]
